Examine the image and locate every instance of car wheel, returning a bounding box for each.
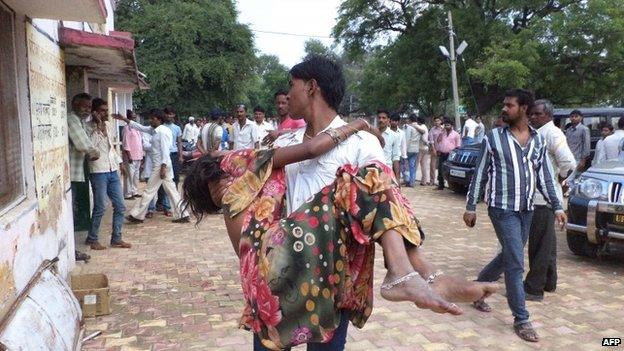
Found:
[566,231,598,258]
[447,181,467,194]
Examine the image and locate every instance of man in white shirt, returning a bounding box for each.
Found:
[404,114,422,187]
[377,110,401,180]
[475,116,486,143]
[197,108,224,154]
[84,98,130,250]
[253,106,273,149]
[462,115,479,145]
[595,117,624,162]
[114,109,190,223]
[525,99,576,301]
[182,116,200,143]
[230,104,259,150]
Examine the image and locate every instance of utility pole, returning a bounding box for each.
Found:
[447,10,461,131]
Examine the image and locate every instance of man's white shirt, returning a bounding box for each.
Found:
[129,121,173,178]
[274,116,385,214]
[595,129,624,162]
[255,120,274,148]
[534,120,576,206]
[233,119,259,150]
[463,118,478,138]
[381,128,401,167]
[200,122,224,151]
[182,123,200,142]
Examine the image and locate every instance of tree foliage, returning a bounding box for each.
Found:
[245,54,290,116]
[116,0,256,116]
[333,0,624,116]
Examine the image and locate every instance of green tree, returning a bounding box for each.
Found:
[333,0,624,115]
[246,54,290,116]
[116,0,256,116]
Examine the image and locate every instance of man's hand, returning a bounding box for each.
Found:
[555,211,567,230]
[111,113,125,121]
[160,166,167,179]
[119,165,126,177]
[88,150,100,161]
[262,130,280,145]
[463,211,476,227]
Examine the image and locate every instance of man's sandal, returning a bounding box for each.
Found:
[514,322,539,342]
[472,299,492,312]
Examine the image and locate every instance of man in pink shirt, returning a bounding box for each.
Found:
[122,110,144,199]
[262,90,306,145]
[436,118,461,191]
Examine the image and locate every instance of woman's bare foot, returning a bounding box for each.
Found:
[380,272,463,315]
[430,275,499,303]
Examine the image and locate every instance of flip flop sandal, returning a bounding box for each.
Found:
[514,323,539,342]
[472,299,492,312]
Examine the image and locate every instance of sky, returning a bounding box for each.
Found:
[236,0,341,68]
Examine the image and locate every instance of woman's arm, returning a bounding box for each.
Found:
[272,118,373,169]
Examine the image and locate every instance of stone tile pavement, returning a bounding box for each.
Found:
[75,185,624,351]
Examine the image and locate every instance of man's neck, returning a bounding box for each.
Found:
[304,105,338,136]
[279,114,289,123]
[390,126,398,132]
[509,116,529,133]
[239,119,246,126]
[380,125,388,133]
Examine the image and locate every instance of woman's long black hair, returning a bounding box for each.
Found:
[181,155,225,224]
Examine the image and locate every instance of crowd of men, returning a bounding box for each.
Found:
[66,90,306,261]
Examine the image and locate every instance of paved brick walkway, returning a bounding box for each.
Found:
[76,185,624,351]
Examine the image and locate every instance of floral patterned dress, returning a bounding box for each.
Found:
[220,149,423,350]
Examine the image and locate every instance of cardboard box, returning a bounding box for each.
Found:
[70,274,111,317]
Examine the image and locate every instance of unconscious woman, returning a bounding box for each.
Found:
[182,118,497,350]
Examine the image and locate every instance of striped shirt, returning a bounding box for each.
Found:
[466,126,562,212]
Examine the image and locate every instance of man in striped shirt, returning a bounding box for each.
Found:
[463,89,567,343]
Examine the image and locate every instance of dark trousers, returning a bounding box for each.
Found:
[437,153,449,189]
[253,312,349,351]
[524,205,557,295]
[156,152,180,210]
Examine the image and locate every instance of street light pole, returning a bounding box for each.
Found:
[447,10,461,131]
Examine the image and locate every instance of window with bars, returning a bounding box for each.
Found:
[0,3,24,210]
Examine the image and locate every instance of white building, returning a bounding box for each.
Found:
[0,0,145,348]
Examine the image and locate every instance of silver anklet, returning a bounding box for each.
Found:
[381,271,421,290]
[426,270,444,284]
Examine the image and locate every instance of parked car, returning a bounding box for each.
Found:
[566,160,624,257]
[441,107,624,193]
[441,142,481,192]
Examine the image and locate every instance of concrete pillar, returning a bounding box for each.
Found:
[65,66,89,103]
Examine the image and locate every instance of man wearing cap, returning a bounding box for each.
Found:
[182,116,200,144]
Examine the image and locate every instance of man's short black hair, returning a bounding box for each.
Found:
[417,116,426,124]
[600,122,614,131]
[504,88,534,109]
[618,116,624,129]
[443,118,453,125]
[72,93,91,105]
[377,109,390,117]
[570,109,583,117]
[390,113,401,121]
[209,107,222,121]
[274,90,288,99]
[149,108,166,123]
[91,98,107,111]
[254,106,265,114]
[290,55,345,111]
[164,106,176,115]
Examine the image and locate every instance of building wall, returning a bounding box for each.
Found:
[0,13,74,318]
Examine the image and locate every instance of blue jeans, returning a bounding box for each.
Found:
[462,136,474,145]
[406,152,418,186]
[253,312,349,351]
[477,207,534,326]
[87,171,125,244]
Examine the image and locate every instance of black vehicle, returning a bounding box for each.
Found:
[441,107,624,193]
[566,160,624,257]
[441,142,481,192]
